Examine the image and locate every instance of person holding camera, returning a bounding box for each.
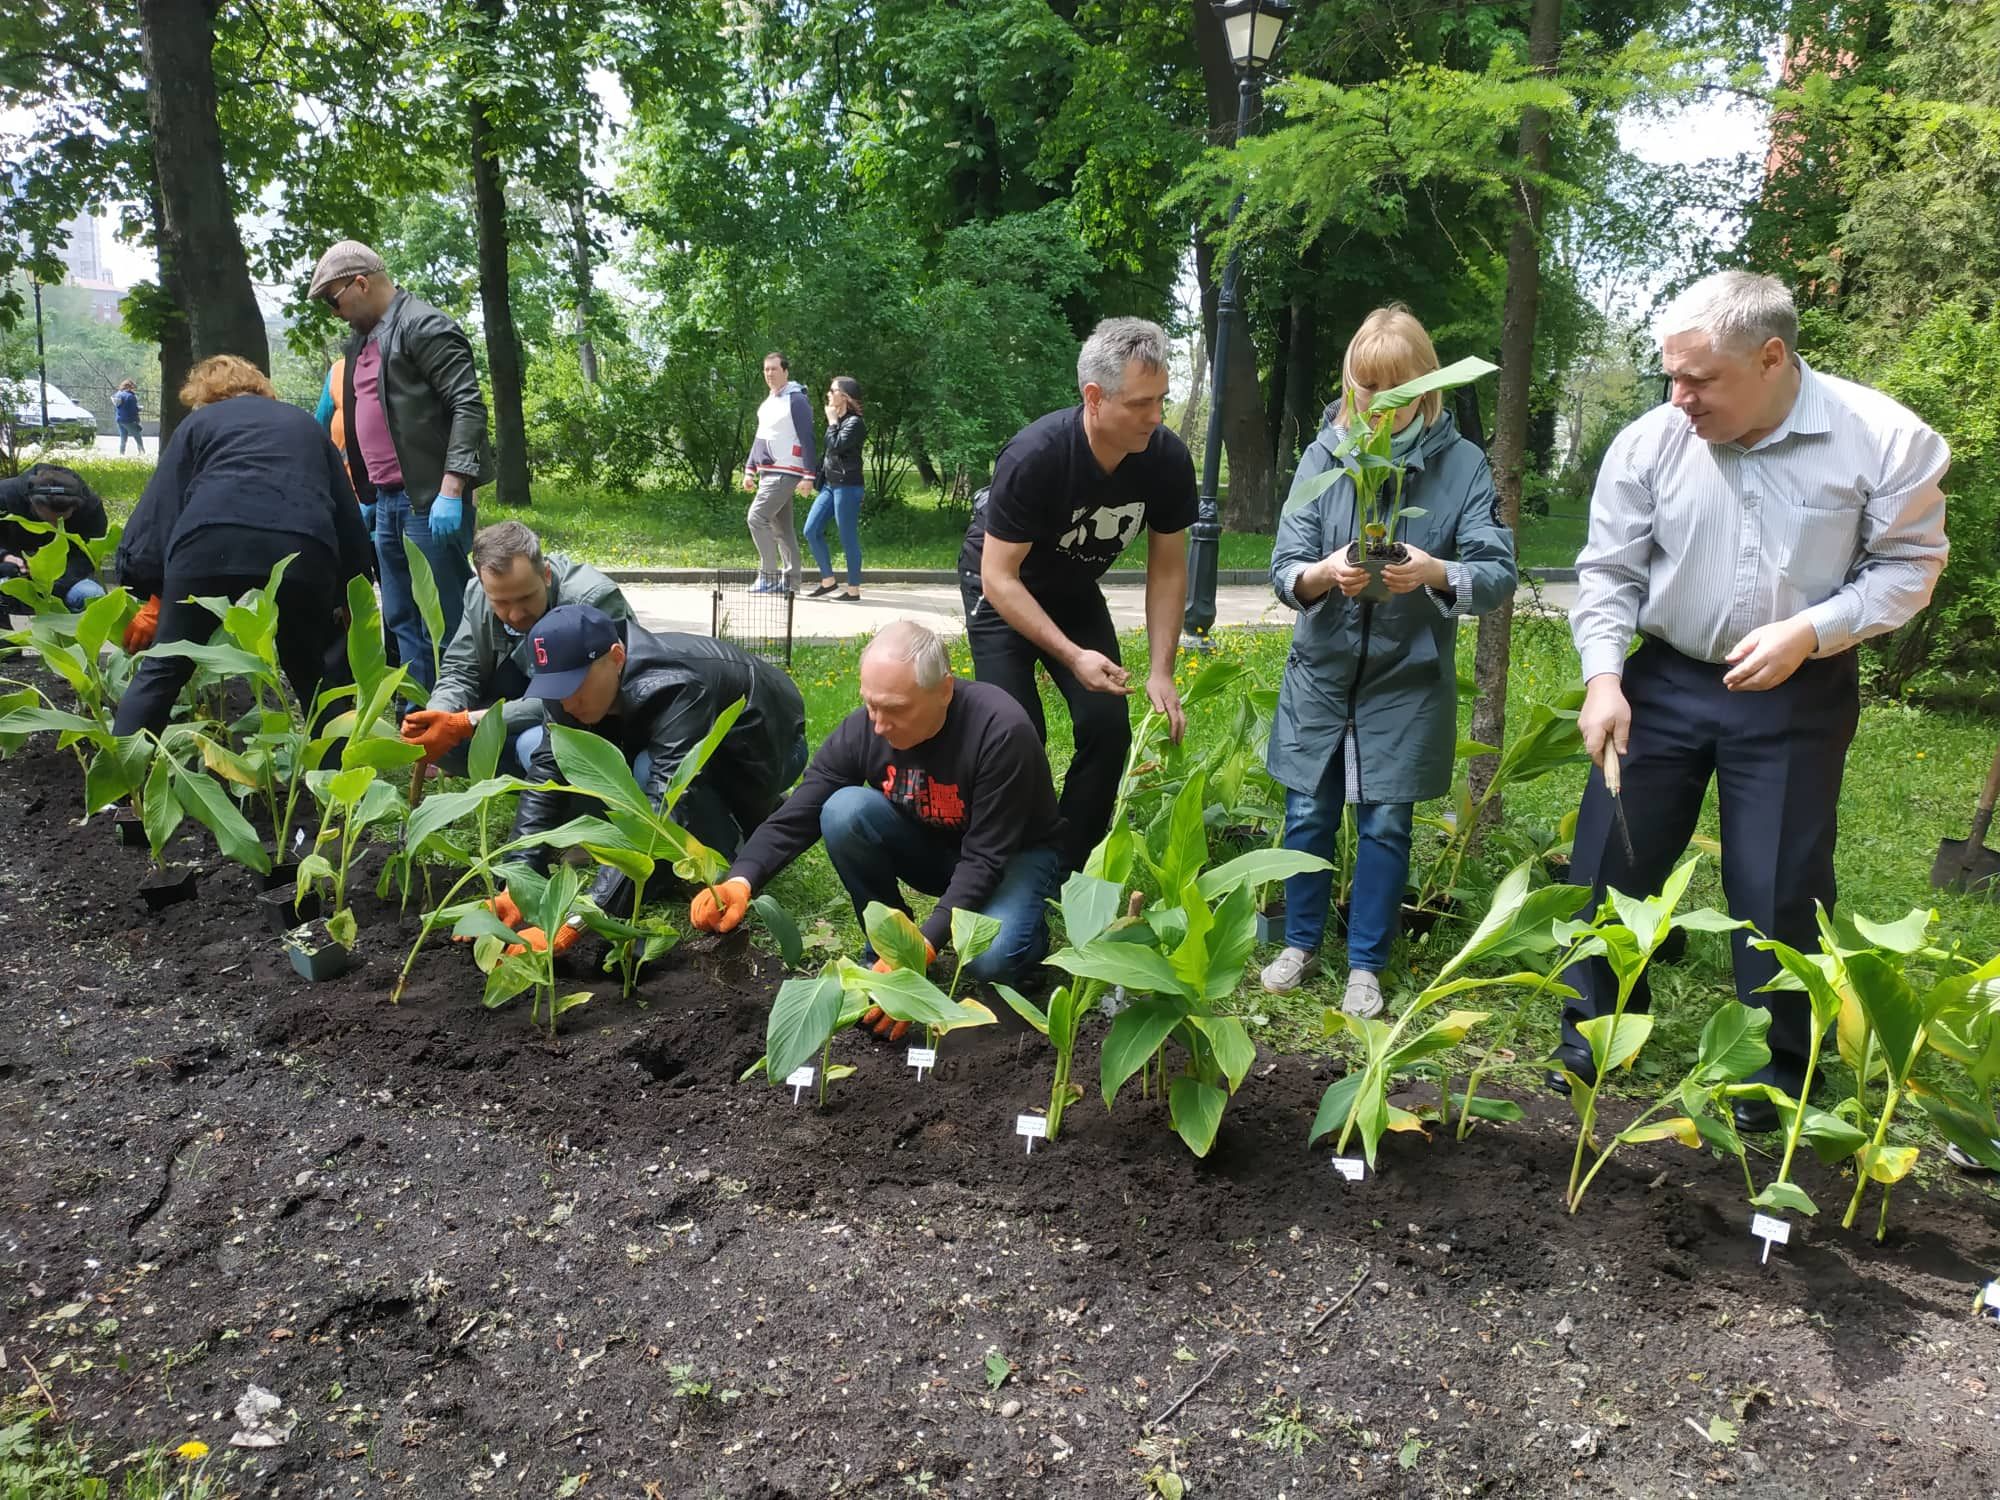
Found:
[0,463,109,617]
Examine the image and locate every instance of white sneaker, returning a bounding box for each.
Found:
[1947,1139,2000,1173]
[1342,970,1385,1019]
[1260,947,1317,993]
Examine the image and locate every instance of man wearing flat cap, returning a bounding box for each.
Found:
[309,238,493,690]
[481,604,809,954]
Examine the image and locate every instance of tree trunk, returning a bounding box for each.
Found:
[136,0,268,374]
[1281,289,1317,479]
[1467,0,1563,819]
[1191,2,1276,534]
[566,149,598,386]
[1178,326,1208,471]
[469,0,532,507]
[146,178,195,445]
[1267,302,1292,458]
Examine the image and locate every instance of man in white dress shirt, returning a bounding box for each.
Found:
[1559,270,1950,1130]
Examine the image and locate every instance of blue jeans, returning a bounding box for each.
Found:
[116,421,144,454]
[819,784,1060,984]
[64,579,106,611]
[1279,746,1414,973]
[803,484,863,587]
[374,487,473,692]
[512,722,544,776]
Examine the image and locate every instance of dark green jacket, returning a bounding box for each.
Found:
[428,555,632,735]
[338,289,493,511]
[1267,409,1516,806]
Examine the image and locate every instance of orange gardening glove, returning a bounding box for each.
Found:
[123,595,160,653]
[860,939,937,1040]
[453,888,525,944]
[506,921,581,958]
[400,709,476,762]
[689,877,753,933]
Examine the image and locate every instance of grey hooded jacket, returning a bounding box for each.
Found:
[428,554,632,735]
[1267,408,1516,807]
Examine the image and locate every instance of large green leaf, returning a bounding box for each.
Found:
[529,863,588,938]
[401,534,449,681]
[1198,883,1258,1003]
[1750,1180,1819,1216]
[1368,355,1499,413]
[74,587,135,661]
[481,951,540,1011]
[1845,950,1924,1079]
[550,724,654,824]
[1156,769,1209,900]
[1188,1014,1256,1092]
[0,703,101,737]
[450,906,525,947]
[1048,937,1193,999]
[1194,848,1334,904]
[171,765,270,873]
[992,982,1050,1036]
[138,638,269,679]
[662,697,746,811]
[404,777,529,854]
[340,734,426,773]
[141,754,181,861]
[1691,1002,1772,1085]
[863,901,932,974]
[949,907,1003,971]
[753,894,805,968]
[763,973,845,1086]
[1429,861,1586,989]
[1100,1000,1183,1105]
[1309,1072,1366,1147]
[863,967,994,1032]
[85,734,154,810]
[1577,1011,1654,1074]
[345,574,387,698]
[468,704,509,783]
[1754,938,1848,1031]
[1384,1010,1490,1071]
[1059,871,1124,949]
[1909,1080,2000,1172]
[1177,657,1247,712]
[1851,908,1935,954]
[1168,1077,1228,1157]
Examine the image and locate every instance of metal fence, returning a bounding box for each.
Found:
[710,570,795,666]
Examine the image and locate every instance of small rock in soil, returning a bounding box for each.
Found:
[999,1399,1022,1419]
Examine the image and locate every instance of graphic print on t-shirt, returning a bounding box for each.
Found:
[881,763,967,830]
[1058,499,1147,555]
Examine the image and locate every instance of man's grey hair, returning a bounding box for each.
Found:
[1658,271,1798,355]
[864,619,951,690]
[471,519,545,574]
[1077,317,1170,397]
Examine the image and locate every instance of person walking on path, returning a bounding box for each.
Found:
[741,351,815,595]
[111,356,372,738]
[1560,269,1950,1133]
[1260,306,1517,1018]
[310,238,493,690]
[959,316,1192,872]
[804,376,866,600]
[113,380,143,454]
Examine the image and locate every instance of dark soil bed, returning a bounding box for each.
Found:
[4,742,1999,1497]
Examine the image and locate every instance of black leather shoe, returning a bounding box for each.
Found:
[1732,1096,1782,1133]
[1545,1045,1597,1096]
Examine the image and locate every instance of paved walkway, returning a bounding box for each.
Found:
[625,579,1578,643]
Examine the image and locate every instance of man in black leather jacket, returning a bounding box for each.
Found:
[498,605,808,945]
[310,238,494,690]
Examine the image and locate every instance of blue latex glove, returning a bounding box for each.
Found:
[360,500,376,534]
[429,493,464,545]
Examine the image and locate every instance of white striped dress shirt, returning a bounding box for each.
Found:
[1571,357,1950,681]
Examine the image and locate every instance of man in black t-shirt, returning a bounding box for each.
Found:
[959,316,1195,871]
[689,620,1065,1019]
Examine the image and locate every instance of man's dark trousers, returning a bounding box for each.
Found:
[1560,638,1860,1089]
[960,570,1128,872]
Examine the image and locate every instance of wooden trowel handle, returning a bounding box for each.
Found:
[1603,750,1622,797]
[1968,739,2000,846]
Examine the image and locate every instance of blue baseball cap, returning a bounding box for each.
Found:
[524,604,622,700]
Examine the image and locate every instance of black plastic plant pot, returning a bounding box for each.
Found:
[138,867,199,911]
[260,860,300,894]
[1401,901,1453,942]
[257,887,322,934]
[286,939,352,982]
[113,810,145,847]
[1255,898,1286,947]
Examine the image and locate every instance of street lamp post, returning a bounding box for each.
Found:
[1183,0,1292,646]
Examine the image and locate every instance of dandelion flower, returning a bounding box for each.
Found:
[177,1441,209,1461]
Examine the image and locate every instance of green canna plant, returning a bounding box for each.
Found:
[1560,858,1746,1212]
[1567,1002,1775,1210]
[1310,861,1587,1167]
[447,859,599,1041]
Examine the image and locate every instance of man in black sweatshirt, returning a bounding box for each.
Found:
[689,619,1066,1007]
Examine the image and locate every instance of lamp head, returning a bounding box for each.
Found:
[1213,0,1293,71]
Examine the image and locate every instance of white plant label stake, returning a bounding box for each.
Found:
[785,1065,814,1104]
[906,1046,937,1081]
[1331,1156,1367,1182]
[1016,1114,1048,1155]
[1750,1212,1791,1264]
